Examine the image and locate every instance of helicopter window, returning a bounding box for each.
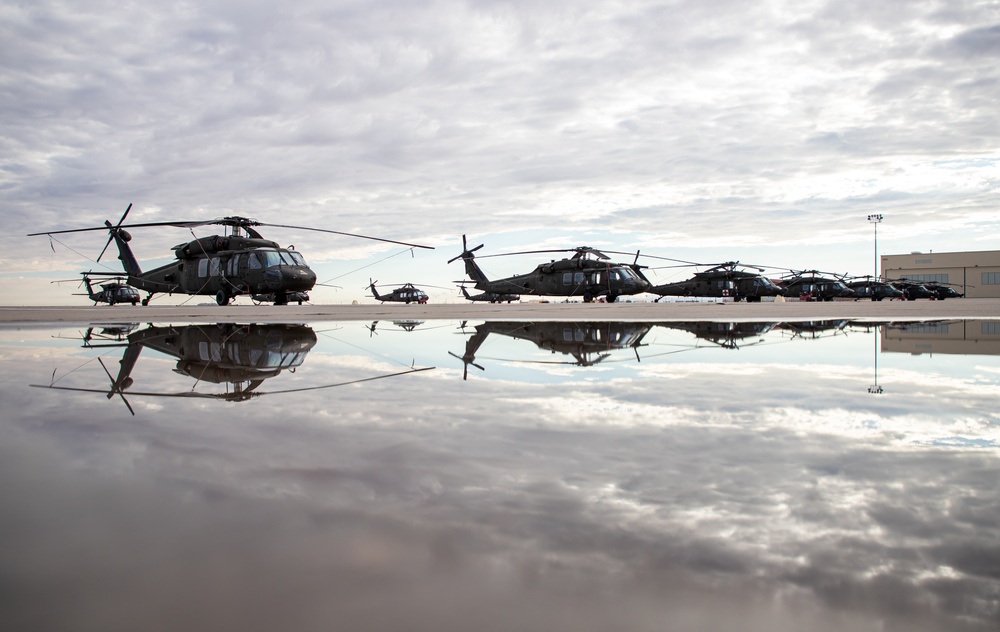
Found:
[285,251,306,266]
[199,342,223,363]
[249,254,262,270]
[563,273,573,286]
[210,258,221,276]
[198,258,209,278]
[260,251,284,268]
[577,272,588,285]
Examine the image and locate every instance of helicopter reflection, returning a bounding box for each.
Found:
[35,323,431,413]
[450,321,654,379]
[658,321,778,349]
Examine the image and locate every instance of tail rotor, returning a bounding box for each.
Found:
[98,203,132,263]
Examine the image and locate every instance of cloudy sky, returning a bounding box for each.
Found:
[2,0,998,304]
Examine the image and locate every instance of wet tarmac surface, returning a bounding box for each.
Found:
[1,319,998,631]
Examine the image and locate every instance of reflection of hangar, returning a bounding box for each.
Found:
[882,320,1000,355]
[881,249,1000,298]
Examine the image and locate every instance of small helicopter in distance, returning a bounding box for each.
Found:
[69,273,142,305]
[457,284,520,304]
[30,203,434,306]
[888,278,938,300]
[648,262,783,302]
[778,270,854,301]
[448,235,651,303]
[368,280,430,304]
[891,278,965,300]
[845,276,904,301]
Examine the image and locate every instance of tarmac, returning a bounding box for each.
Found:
[1,298,997,324]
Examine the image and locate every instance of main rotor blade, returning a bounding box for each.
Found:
[476,248,575,259]
[28,218,216,236]
[261,223,434,249]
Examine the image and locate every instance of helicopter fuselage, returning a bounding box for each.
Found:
[371,283,428,304]
[472,259,649,302]
[650,271,782,302]
[121,234,316,305]
[779,277,854,301]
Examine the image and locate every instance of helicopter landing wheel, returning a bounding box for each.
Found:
[216,290,230,306]
[583,293,593,303]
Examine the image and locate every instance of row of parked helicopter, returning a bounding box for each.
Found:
[32,207,962,306]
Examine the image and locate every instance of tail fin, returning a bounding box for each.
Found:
[447,235,489,284]
[369,279,381,300]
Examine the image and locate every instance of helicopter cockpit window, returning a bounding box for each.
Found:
[252,249,306,268]
[575,272,586,284]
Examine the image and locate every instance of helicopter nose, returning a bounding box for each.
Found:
[285,267,316,291]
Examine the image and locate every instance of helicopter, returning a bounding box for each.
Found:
[648,262,783,302]
[778,270,854,301]
[920,281,965,300]
[72,273,142,305]
[29,203,435,306]
[845,276,904,301]
[888,278,938,300]
[457,284,520,304]
[368,280,429,304]
[891,278,965,300]
[448,235,651,303]
[450,320,654,379]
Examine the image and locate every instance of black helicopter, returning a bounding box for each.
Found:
[921,281,965,300]
[457,284,520,304]
[845,276,904,301]
[649,262,783,302]
[74,274,141,305]
[30,204,434,306]
[368,280,429,304]
[33,322,432,412]
[448,235,651,303]
[888,278,939,300]
[450,320,654,379]
[778,271,854,301]
[891,278,964,300]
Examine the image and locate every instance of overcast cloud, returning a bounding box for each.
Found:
[2,0,998,303]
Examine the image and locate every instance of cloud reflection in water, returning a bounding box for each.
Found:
[1,320,997,631]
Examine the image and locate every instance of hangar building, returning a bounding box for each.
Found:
[881,249,1000,298]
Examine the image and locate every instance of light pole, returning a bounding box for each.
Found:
[867,213,883,279]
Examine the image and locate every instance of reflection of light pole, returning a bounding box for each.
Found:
[868,324,883,394]
[867,213,883,280]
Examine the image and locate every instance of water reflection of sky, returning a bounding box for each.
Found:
[1,320,997,631]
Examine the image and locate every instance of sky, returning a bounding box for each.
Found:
[2,0,999,304]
